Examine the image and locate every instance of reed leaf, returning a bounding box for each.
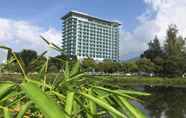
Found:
[118,96,146,118]
[70,61,80,77]
[16,101,32,118]
[21,82,65,118]
[65,92,75,118]
[81,92,126,118]
[0,82,14,100]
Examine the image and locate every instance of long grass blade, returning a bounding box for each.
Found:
[87,89,96,118]
[93,86,142,101]
[118,96,146,118]
[64,62,70,80]
[16,101,32,118]
[4,107,11,118]
[116,90,150,96]
[65,92,75,118]
[0,82,14,100]
[70,61,80,77]
[81,92,126,118]
[21,82,65,118]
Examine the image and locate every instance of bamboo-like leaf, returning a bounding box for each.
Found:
[16,101,32,118]
[116,90,150,96]
[70,61,80,77]
[97,96,118,118]
[64,62,70,80]
[30,50,47,65]
[4,107,11,118]
[0,82,14,100]
[113,96,134,118]
[21,82,65,118]
[50,42,64,52]
[0,45,11,50]
[118,96,146,118]
[42,58,49,91]
[93,86,141,101]
[87,89,96,118]
[40,36,50,45]
[73,100,81,118]
[81,92,126,118]
[11,52,27,78]
[6,57,16,65]
[61,73,85,85]
[40,36,64,52]
[65,92,75,118]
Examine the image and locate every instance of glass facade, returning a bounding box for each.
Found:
[62,11,120,61]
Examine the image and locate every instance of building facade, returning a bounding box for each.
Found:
[62,11,120,61]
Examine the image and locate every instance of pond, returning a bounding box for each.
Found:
[138,86,186,118]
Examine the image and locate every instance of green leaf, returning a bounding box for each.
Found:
[113,96,134,118]
[96,95,118,118]
[0,82,14,100]
[65,92,75,118]
[118,96,146,118]
[0,45,11,50]
[64,62,70,80]
[93,86,141,101]
[87,89,96,118]
[40,36,50,45]
[116,90,150,96]
[21,82,65,118]
[70,61,80,77]
[4,108,11,118]
[16,101,32,118]
[72,100,81,118]
[40,36,64,52]
[81,92,126,118]
[61,73,85,86]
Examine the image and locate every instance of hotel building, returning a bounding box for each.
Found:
[62,11,120,61]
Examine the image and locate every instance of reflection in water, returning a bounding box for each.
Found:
[141,86,186,118]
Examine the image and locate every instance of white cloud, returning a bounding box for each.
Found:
[0,18,61,63]
[120,0,186,60]
[1,0,186,62]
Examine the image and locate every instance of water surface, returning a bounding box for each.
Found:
[140,86,186,118]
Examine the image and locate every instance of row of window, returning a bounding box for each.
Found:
[78,20,113,29]
[77,54,118,59]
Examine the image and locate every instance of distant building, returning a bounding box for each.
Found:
[61,11,120,61]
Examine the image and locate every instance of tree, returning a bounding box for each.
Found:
[136,58,156,73]
[19,49,38,73]
[120,62,128,73]
[140,25,186,77]
[163,25,186,76]
[95,59,119,73]
[164,25,180,56]
[125,62,138,73]
[7,49,38,73]
[48,55,67,72]
[141,36,163,61]
[81,57,96,72]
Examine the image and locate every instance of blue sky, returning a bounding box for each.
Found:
[0,0,146,31]
[1,0,186,62]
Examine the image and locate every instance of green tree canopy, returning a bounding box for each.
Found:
[81,57,96,72]
[141,36,163,61]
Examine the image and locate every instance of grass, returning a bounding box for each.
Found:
[97,76,186,87]
[1,74,186,87]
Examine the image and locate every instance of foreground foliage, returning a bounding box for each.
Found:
[0,39,149,118]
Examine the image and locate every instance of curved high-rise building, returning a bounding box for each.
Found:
[62,11,120,61]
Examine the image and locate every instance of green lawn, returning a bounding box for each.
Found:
[97,76,186,87]
[1,73,186,87]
